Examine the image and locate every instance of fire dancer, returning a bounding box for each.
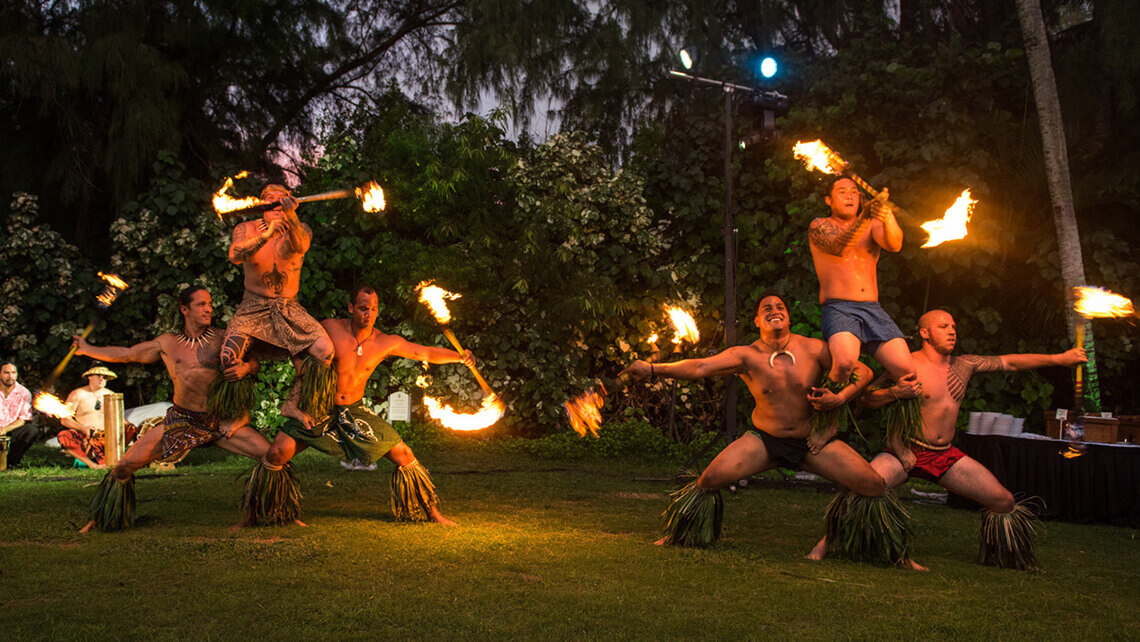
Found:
[620,293,917,563]
[808,177,923,471]
[238,286,473,528]
[212,184,334,421]
[71,286,276,532]
[808,309,1086,570]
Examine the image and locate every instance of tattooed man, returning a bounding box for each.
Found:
[808,309,1086,568]
[218,184,334,410]
[808,177,922,469]
[72,286,275,532]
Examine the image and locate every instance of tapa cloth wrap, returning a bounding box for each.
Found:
[156,405,235,463]
[226,291,326,356]
[280,401,402,465]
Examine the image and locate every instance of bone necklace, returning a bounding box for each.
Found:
[177,327,215,349]
[758,335,795,367]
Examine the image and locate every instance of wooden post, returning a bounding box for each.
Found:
[103,393,125,467]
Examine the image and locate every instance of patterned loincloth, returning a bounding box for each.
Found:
[226,291,326,357]
[58,423,139,465]
[155,405,233,463]
[280,401,402,465]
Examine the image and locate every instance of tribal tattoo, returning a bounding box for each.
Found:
[219,332,253,369]
[947,354,1004,403]
[230,222,270,264]
[262,264,288,295]
[809,216,872,256]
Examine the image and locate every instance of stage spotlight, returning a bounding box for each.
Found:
[679,49,693,70]
[759,56,777,79]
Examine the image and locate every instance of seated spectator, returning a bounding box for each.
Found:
[0,359,50,469]
[57,366,136,468]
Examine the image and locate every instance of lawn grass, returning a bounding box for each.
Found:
[1,445,1137,640]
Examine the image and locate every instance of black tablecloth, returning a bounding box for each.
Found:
[947,433,1140,527]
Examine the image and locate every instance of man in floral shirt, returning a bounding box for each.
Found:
[0,360,45,468]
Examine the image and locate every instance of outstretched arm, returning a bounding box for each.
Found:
[389,338,474,367]
[620,347,748,381]
[1000,348,1086,372]
[73,335,162,365]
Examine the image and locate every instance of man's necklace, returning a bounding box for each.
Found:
[354,327,374,355]
[758,335,795,367]
[178,327,215,349]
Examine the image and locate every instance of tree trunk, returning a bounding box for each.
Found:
[1015,0,1098,410]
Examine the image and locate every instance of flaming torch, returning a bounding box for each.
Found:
[792,140,915,224]
[414,281,504,430]
[42,272,129,392]
[212,173,386,221]
[921,189,976,248]
[1069,286,1134,418]
[565,306,701,438]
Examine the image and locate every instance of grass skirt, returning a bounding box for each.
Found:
[880,395,923,445]
[206,376,256,420]
[660,478,724,547]
[241,460,302,526]
[979,500,1040,570]
[88,473,136,532]
[809,372,859,440]
[824,489,912,565]
[298,356,336,420]
[391,459,439,522]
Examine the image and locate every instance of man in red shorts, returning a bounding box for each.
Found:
[808,309,1085,569]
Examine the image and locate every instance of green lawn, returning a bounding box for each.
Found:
[1,446,1136,640]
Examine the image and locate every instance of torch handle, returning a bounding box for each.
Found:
[220,189,358,217]
[843,171,916,225]
[441,328,494,396]
[45,322,96,389]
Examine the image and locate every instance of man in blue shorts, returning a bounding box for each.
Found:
[808,177,922,470]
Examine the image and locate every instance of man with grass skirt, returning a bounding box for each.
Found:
[212,184,335,424]
[808,177,923,473]
[809,309,1086,570]
[71,286,278,532]
[620,292,915,562]
[237,285,473,528]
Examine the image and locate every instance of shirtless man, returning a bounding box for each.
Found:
[214,184,334,418]
[619,293,885,550]
[240,286,473,528]
[57,367,119,469]
[72,286,274,531]
[809,309,1086,569]
[809,177,921,469]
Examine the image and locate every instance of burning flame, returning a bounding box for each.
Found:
[665,306,700,345]
[792,140,848,176]
[921,189,975,248]
[95,272,129,307]
[1061,445,1086,459]
[356,181,386,212]
[423,394,504,431]
[34,392,74,418]
[212,171,262,217]
[1073,286,1135,319]
[416,281,461,324]
[565,390,605,438]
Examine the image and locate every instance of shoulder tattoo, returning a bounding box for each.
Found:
[947,355,1003,403]
[809,218,846,255]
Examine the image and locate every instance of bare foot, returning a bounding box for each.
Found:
[805,538,828,561]
[429,508,458,526]
[653,536,668,546]
[905,558,929,571]
[79,520,96,533]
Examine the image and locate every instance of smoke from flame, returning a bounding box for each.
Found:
[793,140,847,175]
[565,390,604,438]
[665,306,700,345]
[356,181,385,212]
[921,189,975,248]
[423,394,504,431]
[416,281,461,324]
[1073,286,1135,319]
[212,171,262,216]
[34,392,74,418]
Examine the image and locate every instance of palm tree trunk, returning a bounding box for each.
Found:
[1015,0,1098,411]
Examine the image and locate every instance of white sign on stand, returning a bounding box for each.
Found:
[387,391,411,422]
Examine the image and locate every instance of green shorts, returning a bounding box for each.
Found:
[280,401,403,465]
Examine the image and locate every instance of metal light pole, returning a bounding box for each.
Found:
[669,70,785,444]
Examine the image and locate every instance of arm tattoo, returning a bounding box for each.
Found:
[220,332,252,369]
[810,217,871,256]
[231,224,268,263]
[947,355,1003,403]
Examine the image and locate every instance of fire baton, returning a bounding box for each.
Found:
[212,176,385,220]
[43,272,129,392]
[792,140,917,225]
[414,282,494,396]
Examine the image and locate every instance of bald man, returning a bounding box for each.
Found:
[809,309,1085,569]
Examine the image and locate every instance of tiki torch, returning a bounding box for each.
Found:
[414,281,504,430]
[1070,286,1135,415]
[212,172,386,221]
